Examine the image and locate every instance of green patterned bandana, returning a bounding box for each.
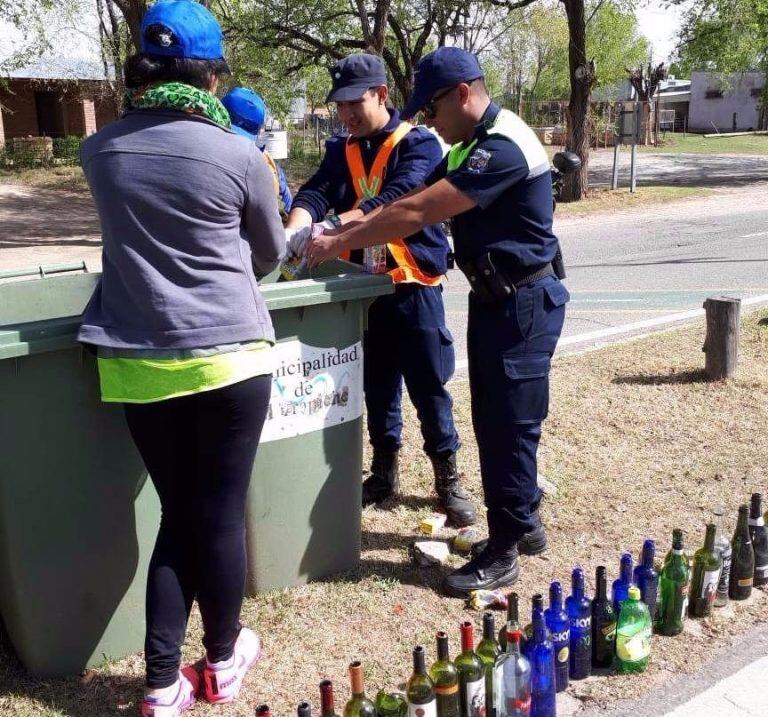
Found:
[125,82,231,128]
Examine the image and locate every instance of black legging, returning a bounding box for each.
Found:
[124,375,271,688]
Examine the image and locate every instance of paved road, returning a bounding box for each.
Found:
[588,149,768,188]
[443,183,768,365]
[3,179,768,359]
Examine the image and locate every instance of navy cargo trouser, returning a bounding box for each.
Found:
[364,283,460,458]
[467,274,569,539]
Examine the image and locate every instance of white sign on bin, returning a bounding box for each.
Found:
[262,130,288,160]
[260,340,363,442]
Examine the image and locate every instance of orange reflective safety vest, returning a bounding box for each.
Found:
[344,122,442,286]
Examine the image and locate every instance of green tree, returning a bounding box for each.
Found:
[672,0,767,75]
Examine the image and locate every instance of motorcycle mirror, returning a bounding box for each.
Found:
[552,151,582,175]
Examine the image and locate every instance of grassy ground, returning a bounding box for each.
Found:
[0,166,87,192]
[646,132,768,155]
[1,308,767,716]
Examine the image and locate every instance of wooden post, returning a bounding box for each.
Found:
[703,296,741,380]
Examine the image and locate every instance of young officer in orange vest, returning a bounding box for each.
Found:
[286,53,476,527]
[306,48,568,598]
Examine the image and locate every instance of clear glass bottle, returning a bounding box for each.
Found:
[712,507,732,608]
[495,630,531,717]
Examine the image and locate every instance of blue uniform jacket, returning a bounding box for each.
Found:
[293,109,450,276]
[426,103,558,268]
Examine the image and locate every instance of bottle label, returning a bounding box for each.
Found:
[738,576,754,587]
[700,568,720,604]
[462,678,485,717]
[571,616,591,629]
[505,696,531,715]
[557,646,570,663]
[363,245,388,274]
[436,691,460,717]
[493,665,503,712]
[408,698,437,717]
[748,517,765,527]
[718,553,732,593]
[435,685,459,696]
[601,623,616,640]
[756,564,768,579]
[279,255,306,281]
[616,625,651,663]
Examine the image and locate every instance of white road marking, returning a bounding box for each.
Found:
[570,298,645,303]
[452,294,768,373]
[738,231,768,238]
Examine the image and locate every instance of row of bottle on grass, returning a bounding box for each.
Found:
[254,494,768,717]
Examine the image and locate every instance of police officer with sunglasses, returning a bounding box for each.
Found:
[307,47,570,598]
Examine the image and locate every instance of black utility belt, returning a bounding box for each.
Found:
[457,253,558,303]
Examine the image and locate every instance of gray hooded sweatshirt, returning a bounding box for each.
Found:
[77,109,285,349]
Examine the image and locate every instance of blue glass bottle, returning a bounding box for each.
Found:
[523,594,556,717]
[633,539,660,620]
[565,567,592,680]
[612,552,635,616]
[544,581,569,692]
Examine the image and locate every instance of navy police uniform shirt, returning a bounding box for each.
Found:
[293,109,450,276]
[425,103,558,268]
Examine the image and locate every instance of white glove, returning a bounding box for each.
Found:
[312,219,336,237]
[284,225,312,259]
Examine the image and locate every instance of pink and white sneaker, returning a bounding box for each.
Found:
[203,627,262,704]
[140,666,199,717]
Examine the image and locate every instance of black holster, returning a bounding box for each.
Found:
[457,253,517,303]
[553,244,567,280]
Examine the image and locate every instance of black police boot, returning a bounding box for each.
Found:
[471,511,548,558]
[362,449,399,507]
[431,452,477,528]
[442,537,520,598]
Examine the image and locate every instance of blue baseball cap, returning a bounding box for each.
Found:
[326,53,387,102]
[222,87,267,137]
[402,47,484,119]
[141,0,227,63]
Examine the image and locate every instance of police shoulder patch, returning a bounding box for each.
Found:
[467,148,492,173]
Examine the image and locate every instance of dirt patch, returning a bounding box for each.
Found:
[1,309,767,716]
[0,184,102,273]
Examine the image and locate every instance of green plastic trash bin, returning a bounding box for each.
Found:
[0,263,392,676]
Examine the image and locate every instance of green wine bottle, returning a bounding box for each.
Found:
[320,680,341,717]
[655,529,690,636]
[429,632,460,717]
[407,646,437,717]
[477,613,500,717]
[375,691,407,717]
[689,523,722,618]
[730,504,755,600]
[344,662,377,717]
[455,622,485,717]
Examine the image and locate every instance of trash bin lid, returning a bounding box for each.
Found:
[0,270,393,360]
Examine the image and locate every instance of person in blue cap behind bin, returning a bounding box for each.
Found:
[76,2,285,714]
[285,53,477,529]
[222,86,293,217]
[306,47,569,598]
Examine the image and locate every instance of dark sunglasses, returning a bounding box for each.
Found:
[423,86,457,120]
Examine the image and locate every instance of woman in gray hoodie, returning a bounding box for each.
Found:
[77,3,285,714]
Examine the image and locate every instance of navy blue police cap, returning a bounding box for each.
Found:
[402,47,484,119]
[326,53,388,102]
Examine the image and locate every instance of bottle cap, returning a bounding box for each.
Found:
[627,586,641,600]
